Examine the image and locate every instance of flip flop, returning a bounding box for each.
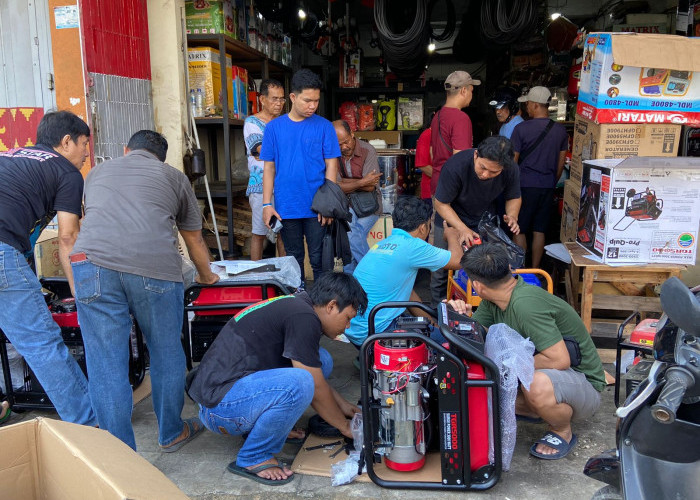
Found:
[529,431,578,460]
[160,418,204,453]
[227,461,294,486]
[0,401,11,425]
[516,414,544,424]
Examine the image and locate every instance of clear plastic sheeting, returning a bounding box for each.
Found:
[211,256,302,290]
[331,413,366,486]
[484,323,535,471]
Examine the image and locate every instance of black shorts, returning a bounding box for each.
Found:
[519,187,554,233]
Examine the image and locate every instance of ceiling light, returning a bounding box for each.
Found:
[298,9,307,20]
[428,42,436,53]
[551,12,561,20]
[257,13,263,20]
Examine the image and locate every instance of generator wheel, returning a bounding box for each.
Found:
[591,485,622,500]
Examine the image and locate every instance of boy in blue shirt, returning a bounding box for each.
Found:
[345,196,463,347]
[260,69,340,283]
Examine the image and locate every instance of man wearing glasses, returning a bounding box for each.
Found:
[332,119,382,273]
[244,79,287,260]
[431,136,522,306]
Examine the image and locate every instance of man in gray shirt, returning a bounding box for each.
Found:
[71,130,218,451]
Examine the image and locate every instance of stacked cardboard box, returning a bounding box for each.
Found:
[561,32,700,244]
[188,47,233,117]
[185,0,236,39]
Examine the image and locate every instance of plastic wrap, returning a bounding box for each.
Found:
[331,413,366,486]
[484,323,535,471]
[211,256,302,290]
[339,101,358,131]
[358,104,375,131]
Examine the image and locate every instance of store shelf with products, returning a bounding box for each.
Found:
[187,33,291,256]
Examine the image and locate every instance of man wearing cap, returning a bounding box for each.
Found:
[511,87,568,268]
[489,86,524,139]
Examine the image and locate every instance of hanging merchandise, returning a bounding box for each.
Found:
[373,0,430,79]
[340,49,361,88]
[568,56,582,98]
[375,100,396,131]
[481,0,539,46]
[357,103,375,131]
[339,101,359,131]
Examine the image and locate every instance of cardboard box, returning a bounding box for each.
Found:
[34,228,63,278]
[185,0,236,39]
[367,214,393,249]
[339,50,361,88]
[231,65,248,119]
[560,179,581,243]
[397,96,423,130]
[354,131,402,149]
[0,418,188,500]
[576,157,700,264]
[577,33,700,125]
[188,47,233,117]
[570,115,681,186]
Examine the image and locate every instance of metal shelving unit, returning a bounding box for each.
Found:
[186,33,291,255]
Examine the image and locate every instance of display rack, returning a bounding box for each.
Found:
[186,33,291,255]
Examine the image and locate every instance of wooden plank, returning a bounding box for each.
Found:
[564,268,576,309]
[592,270,676,284]
[610,281,645,296]
[591,294,662,313]
[581,269,594,332]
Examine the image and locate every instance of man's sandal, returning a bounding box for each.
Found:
[160,418,204,453]
[227,461,294,486]
[529,431,578,460]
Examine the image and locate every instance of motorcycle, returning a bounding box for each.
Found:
[583,277,700,499]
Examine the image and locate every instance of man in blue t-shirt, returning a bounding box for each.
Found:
[488,86,523,139]
[260,69,340,283]
[345,196,463,347]
[0,111,96,426]
[511,87,569,268]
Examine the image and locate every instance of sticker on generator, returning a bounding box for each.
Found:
[442,411,460,451]
[380,353,390,366]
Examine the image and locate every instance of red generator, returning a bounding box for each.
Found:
[182,280,292,369]
[359,302,501,491]
[0,277,146,412]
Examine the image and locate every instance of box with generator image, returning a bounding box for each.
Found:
[577,157,700,264]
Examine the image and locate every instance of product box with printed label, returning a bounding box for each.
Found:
[188,47,233,117]
[231,65,248,119]
[34,228,63,278]
[367,214,394,249]
[185,0,236,39]
[397,96,424,130]
[577,33,700,125]
[569,115,681,186]
[576,157,700,264]
[560,179,581,243]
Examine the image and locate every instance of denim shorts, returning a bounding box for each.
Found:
[539,368,601,421]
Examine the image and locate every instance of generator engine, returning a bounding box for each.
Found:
[372,335,433,471]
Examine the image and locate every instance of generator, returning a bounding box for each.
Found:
[359,301,501,491]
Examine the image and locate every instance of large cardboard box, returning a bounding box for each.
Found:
[367,214,393,249]
[188,47,233,117]
[34,228,63,278]
[570,115,681,186]
[577,33,700,125]
[0,418,188,499]
[576,157,700,264]
[354,131,402,148]
[185,0,236,39]
[560,179,581,243]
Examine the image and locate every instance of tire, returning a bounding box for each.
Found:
[591,485,623,500]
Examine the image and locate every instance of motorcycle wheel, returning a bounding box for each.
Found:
[591,485,622,500]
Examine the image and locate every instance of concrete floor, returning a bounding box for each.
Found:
[7,270,618,499]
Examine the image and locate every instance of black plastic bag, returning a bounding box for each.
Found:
[477,212,525,270]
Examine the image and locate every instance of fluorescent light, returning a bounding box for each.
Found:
[298,9,307,20]
[428,42,436,52]
[551,12,561,20]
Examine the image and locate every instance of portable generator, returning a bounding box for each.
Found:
[359,301,501,491]
[614,188,664,231]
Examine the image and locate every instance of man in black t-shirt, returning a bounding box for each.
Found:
[0,111,96,425]
[187,272,367,486]
[430,136,522,306]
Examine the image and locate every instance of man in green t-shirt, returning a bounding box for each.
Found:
[448,243,605,460]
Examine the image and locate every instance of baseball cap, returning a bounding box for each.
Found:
[518,86,551,104]
[444,71,481,90]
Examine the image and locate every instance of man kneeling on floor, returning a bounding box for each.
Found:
[449,243,606,460]
[186,272,367,485]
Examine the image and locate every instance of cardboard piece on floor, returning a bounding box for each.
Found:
[291,434,442,484]
[0,417,189,499]
[132,374,151,405]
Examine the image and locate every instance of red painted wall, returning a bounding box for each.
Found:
[0,108,44,151]
[80,0,151,80]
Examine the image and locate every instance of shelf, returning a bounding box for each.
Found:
[194,181,247,199]
[187,33,292,75]
[334,87,427,96]
[194,116,245,127]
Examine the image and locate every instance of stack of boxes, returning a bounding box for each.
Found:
[561,32,700,264]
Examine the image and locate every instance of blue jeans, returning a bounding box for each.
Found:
[0,242,95,425]
[344,209,379,274]
[199,347,332,467]
[72,259,185,450]
[279,217,325,282]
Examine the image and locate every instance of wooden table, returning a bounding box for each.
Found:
[564,242,685,333]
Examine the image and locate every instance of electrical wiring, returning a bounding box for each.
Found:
[374,0,431,78]
[481,0,539,46]
[429,0,456,42]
